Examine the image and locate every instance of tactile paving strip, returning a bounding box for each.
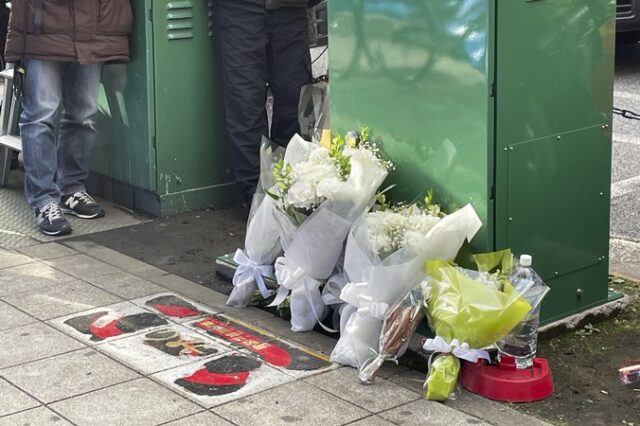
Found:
[0,170,148,249]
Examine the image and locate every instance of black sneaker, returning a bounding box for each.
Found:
[61,192,105,219]
[35,202,72,236]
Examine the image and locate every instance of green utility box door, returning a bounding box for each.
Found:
[329,0,616,324]
[91,0,238,216]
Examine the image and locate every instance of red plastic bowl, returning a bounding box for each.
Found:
[461,356,554,402]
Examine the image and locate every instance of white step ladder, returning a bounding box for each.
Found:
[0,67,21,187]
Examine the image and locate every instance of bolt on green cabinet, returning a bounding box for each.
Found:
[329,0,618,323]
[90,0,238,216]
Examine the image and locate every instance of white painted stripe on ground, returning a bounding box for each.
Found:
[612,133,640,145]
[614,91,640,101]
[610,237,640,249]
[611,175,640,198]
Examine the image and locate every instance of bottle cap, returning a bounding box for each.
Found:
[520,254,532,267]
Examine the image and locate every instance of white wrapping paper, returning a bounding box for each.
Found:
[227,139,285,308]
[270,135,389,331]
[330,204,482,367]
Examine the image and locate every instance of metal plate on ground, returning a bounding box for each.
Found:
[0,171,148,250]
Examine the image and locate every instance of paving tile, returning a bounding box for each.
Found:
[213,380,368,426]
[62,240,103,252]
[149,274,247,315]
[0,249,33,269]
[85,272,168,299]
[44,254,122,280]
[385,367,427,395]
[163,411,234,426]
[97,323,232,374]
[0,262,76,296]
[17,242,77,260]
[2,280,122,320]
[0,377,40,417]
[87,246,168,278]
[0,407,72,426]
[379,399,490,426]
[131,292,218,324]
[153,350,294,408]
[49,301,171,345]
[51,378,200,426]
[0,300,37,331]
[448,391,551,426]
[0,323,85,369]
[1,348,139,403]
[304,367,420,413]
[348,415,397,426]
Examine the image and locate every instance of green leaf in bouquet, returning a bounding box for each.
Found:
[273,159,293,192]
[425,354,460,401]
[473,249,514,275]
[360,126,372,144]
[276,296,291,320]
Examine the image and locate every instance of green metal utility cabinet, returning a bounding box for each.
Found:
[329,0,617,323]
[89,0,237,216]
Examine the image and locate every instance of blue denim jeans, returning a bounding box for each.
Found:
[20,60,102,210]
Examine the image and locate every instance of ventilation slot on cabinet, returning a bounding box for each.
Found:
[166,1,194,41]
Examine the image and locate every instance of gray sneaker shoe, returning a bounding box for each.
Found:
[61,192,105,219]
[35,202,72,236]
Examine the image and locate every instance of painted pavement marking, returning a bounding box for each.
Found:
[186,314,335,378]
[151,350,294,408]
[130,293,219,324]
[45,293,335,406]
[49,301,169,345]
[96,323,234,375]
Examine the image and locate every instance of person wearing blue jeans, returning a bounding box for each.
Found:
[4,0,133,236]
[20,61,103,235]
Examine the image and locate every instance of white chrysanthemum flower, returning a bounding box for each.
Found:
[365,204,442,258]
[284,145,342,210]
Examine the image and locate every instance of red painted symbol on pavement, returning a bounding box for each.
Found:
[175,354,262,396]
[194,316,293,368]
[146,295,201,318]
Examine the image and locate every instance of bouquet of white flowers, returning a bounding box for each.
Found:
[268,130,392,331]
[330,196,482,368]
[226,138,285,308]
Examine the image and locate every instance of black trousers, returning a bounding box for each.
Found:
[213,2,312,201]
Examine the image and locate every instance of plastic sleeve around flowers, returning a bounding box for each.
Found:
[227,139,284,308]
[358,288,424,383]
[270,135,390,332]
[330,204,482,368]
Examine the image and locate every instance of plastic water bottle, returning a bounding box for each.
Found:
[496,255,549,369]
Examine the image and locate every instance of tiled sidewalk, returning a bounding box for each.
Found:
[0,241,551,426]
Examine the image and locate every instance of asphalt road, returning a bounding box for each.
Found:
[609,42,640,276]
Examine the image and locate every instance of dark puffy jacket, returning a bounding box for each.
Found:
[5,0,133,64]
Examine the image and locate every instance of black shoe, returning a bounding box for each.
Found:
[35,202,72,236]
[61,192,105,219]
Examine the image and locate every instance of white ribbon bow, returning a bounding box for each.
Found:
[232,249,273,299]
[423,336,491,366]
[269,256,336,332]
[356,296,390,320]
